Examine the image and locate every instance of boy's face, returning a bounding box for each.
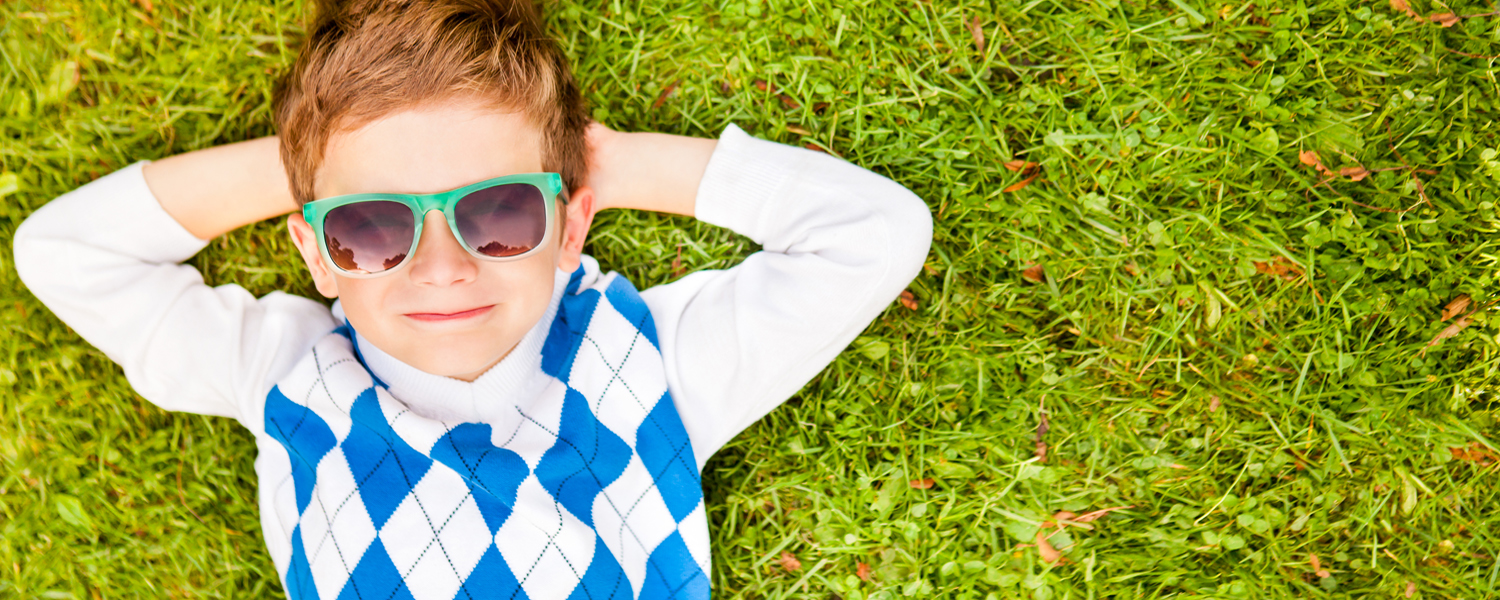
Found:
[287,100,594,382]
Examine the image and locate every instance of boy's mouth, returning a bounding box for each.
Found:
[403,305,494,322]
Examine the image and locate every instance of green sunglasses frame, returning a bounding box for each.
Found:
[302,172,569,278]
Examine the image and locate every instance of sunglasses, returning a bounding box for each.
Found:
[302,173,568,278]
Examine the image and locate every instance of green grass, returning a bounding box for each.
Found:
[3,0,1500,597]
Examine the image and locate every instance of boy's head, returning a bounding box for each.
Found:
[274,0,596,381]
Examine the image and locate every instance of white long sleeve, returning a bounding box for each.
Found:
[12,124,932,464]
[643,125,932,461]
[12,163,337,421]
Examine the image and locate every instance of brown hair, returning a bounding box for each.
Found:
[272,0,589,205]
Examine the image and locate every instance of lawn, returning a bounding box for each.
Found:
[3,0,1500,597]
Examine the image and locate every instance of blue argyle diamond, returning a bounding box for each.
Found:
[336,541,415,600]
[569,536,631,600]
[430,422,528,534]
[603,274,659,349]
[457,545,528,600]
[640,531,708,600]
[283,525,319,600]
[342,388,432,529]
[265,386,338,514]
[635,393,701,522]
[534,387,631,527]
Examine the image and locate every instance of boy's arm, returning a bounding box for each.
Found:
[591,124,933,469]
[144,137,301,239]
[13,138,336,423]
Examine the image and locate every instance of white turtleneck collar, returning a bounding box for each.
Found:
[329,266,574,424]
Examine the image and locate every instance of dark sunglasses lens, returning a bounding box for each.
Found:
[454,184,546,258]
[322,201,415,274]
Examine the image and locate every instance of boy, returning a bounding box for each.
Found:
[13,0,931,597]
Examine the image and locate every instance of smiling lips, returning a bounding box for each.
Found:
[403,305,494,322]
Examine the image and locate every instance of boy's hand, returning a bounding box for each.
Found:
[582,122,717,218]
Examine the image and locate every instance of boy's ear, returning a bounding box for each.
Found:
[287,213,341,299]
[555,185,596,273]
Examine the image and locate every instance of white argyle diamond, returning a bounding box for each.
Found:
[498,385,566,469]
[594,454,677,595]
[679,501,710,573]
[381,468,493,600]
[300,447,376,597]
[497,475,596,597]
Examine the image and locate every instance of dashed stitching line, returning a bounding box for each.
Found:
[395,486,475,588]
[578,328,647,417]
[298,348,363,594]
[514,412,588,587]
[369,405,438,600]
[301,348,377,570]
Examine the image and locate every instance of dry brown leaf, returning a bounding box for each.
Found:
[1443,294,1473,320]
[137,0,154,13]
[856,562,873,582]
[1253,256,1304,281]
[1405,581,1417,598]
[1429,12,1460,26]
[1047,511,1094,531]
[1424,315,1472,351]
[1071,505,1133,524]
[1003,171,1042,192]
[1003,159,1039,172]
[778,551,802,572]
[1034,529,1064,564]
[754,80,772,92]
[1021,264,1046,283]
[1208,395,1221,412]
[1310,554,1331,578]
[671,247,685,278]
[1449,442,1499,465]
[651,80,680,110]
[786,125,812,136]
[967,16,986,53]
[909,478,935,489]
[779,95,800,109]
[804,142,841,157]
[1298,149,1336,176]
[899,290,919,311]
[1391,0,1420,17]
[1339,166,1371,181]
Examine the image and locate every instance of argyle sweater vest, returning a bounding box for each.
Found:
[257,266,710,600]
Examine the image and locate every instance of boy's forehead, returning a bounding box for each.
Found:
[314,101,544,199]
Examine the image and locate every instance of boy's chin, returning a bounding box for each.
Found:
[407,345,509,381]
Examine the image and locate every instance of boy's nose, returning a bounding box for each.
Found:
[406,209,479,286]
